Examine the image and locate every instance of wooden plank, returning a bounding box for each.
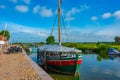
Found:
[22,50,54,80]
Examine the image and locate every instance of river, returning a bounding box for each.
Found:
[29,47,120,80]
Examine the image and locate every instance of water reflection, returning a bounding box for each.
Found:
[80,54,120,80]
[108,55,120,61]
[97,53,108,62]
[74,71,80,80]
[96,52,120,62]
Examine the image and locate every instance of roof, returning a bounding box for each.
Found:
[38,44,82,53]
[0,35,3,40]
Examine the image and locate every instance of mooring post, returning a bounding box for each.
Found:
[37,48,40,61]
[44,51,47,70]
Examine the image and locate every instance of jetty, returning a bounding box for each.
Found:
[0,45,53,80]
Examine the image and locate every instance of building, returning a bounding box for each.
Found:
[0,35,8,49]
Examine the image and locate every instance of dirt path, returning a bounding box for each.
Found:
[0,47,41,80]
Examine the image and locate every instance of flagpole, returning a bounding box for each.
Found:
[2,23,7,40]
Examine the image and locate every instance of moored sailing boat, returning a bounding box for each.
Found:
[37,0,82,74]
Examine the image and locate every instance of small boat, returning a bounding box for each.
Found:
[37,0,82,74]
[108,48,120,55]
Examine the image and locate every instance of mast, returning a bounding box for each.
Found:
[58,0,61,45]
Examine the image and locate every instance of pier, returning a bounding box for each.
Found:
[0,46,53,80]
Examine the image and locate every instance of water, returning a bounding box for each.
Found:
[29,48,120,80]
[80,54,120,80]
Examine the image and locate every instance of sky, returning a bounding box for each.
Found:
[0,0,120,43]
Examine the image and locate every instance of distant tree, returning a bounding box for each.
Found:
[114,36,120,43]
[46,36,55,44]
[39,42,45,46]
[0,30,10,40]
[96,41,102,47]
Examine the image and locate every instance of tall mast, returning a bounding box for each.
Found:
[58,0,61,45]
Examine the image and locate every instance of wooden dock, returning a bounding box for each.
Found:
[0,46,54,80]
[22,50,54,80]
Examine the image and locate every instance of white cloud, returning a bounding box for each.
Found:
[65,17,75,21]
[0,5,6,9]
[15,5,29,13]
[80,4,89,10]
[65,5,89,21]
[92,10,120,21]
[113,10,120,19]
[1,21,120,42]
[91,16,98,21]
[7,22,48,36]
[66,8,81,17]
[33,5,39,14]
[9,0,17,3]
[23,0,30,4]
[65,8,80,21]
[102,13,112,19]
[0,22,50,42]
[94,22,120,36]
[33,5,53,17]
[9,0,30,4]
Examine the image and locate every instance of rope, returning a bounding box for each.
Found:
[50,15,57,36]
[61,15,69,42]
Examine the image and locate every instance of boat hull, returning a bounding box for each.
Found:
[47,58,82,74]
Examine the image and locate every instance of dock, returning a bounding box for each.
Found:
[0,46,54,80]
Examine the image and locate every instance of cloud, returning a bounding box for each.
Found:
[92,10,120,21]
[1,21,120,42]
[15,5,29,13]
[65,8,80,21]
[0,22,50,42]
[9,0,17,3]
[113,10,120,19]
[9,0,30,4]
[94,22,120,36]
[91,16,98,21]
[23,0,30,4]
[66,8,81,17]
[33,5,53,17]
[0,5,6,9]
[65,5,89,21]
[65,21,120,42]
[6,22,49,37]
[102,13,112,19]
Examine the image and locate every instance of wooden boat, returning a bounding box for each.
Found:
[37,0,82,74]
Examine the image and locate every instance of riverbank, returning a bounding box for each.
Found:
[0,46,53,80]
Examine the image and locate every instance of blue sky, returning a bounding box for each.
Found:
[0,0,120,43]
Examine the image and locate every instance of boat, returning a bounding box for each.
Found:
[108,48,120,55]
[37,0,82,74]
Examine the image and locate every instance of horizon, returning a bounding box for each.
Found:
[0,0,120,43]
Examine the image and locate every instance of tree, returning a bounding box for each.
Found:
[46,36,55,44]
[0,30,10,40]
[114,36,120,43]
[96,41,102,47]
